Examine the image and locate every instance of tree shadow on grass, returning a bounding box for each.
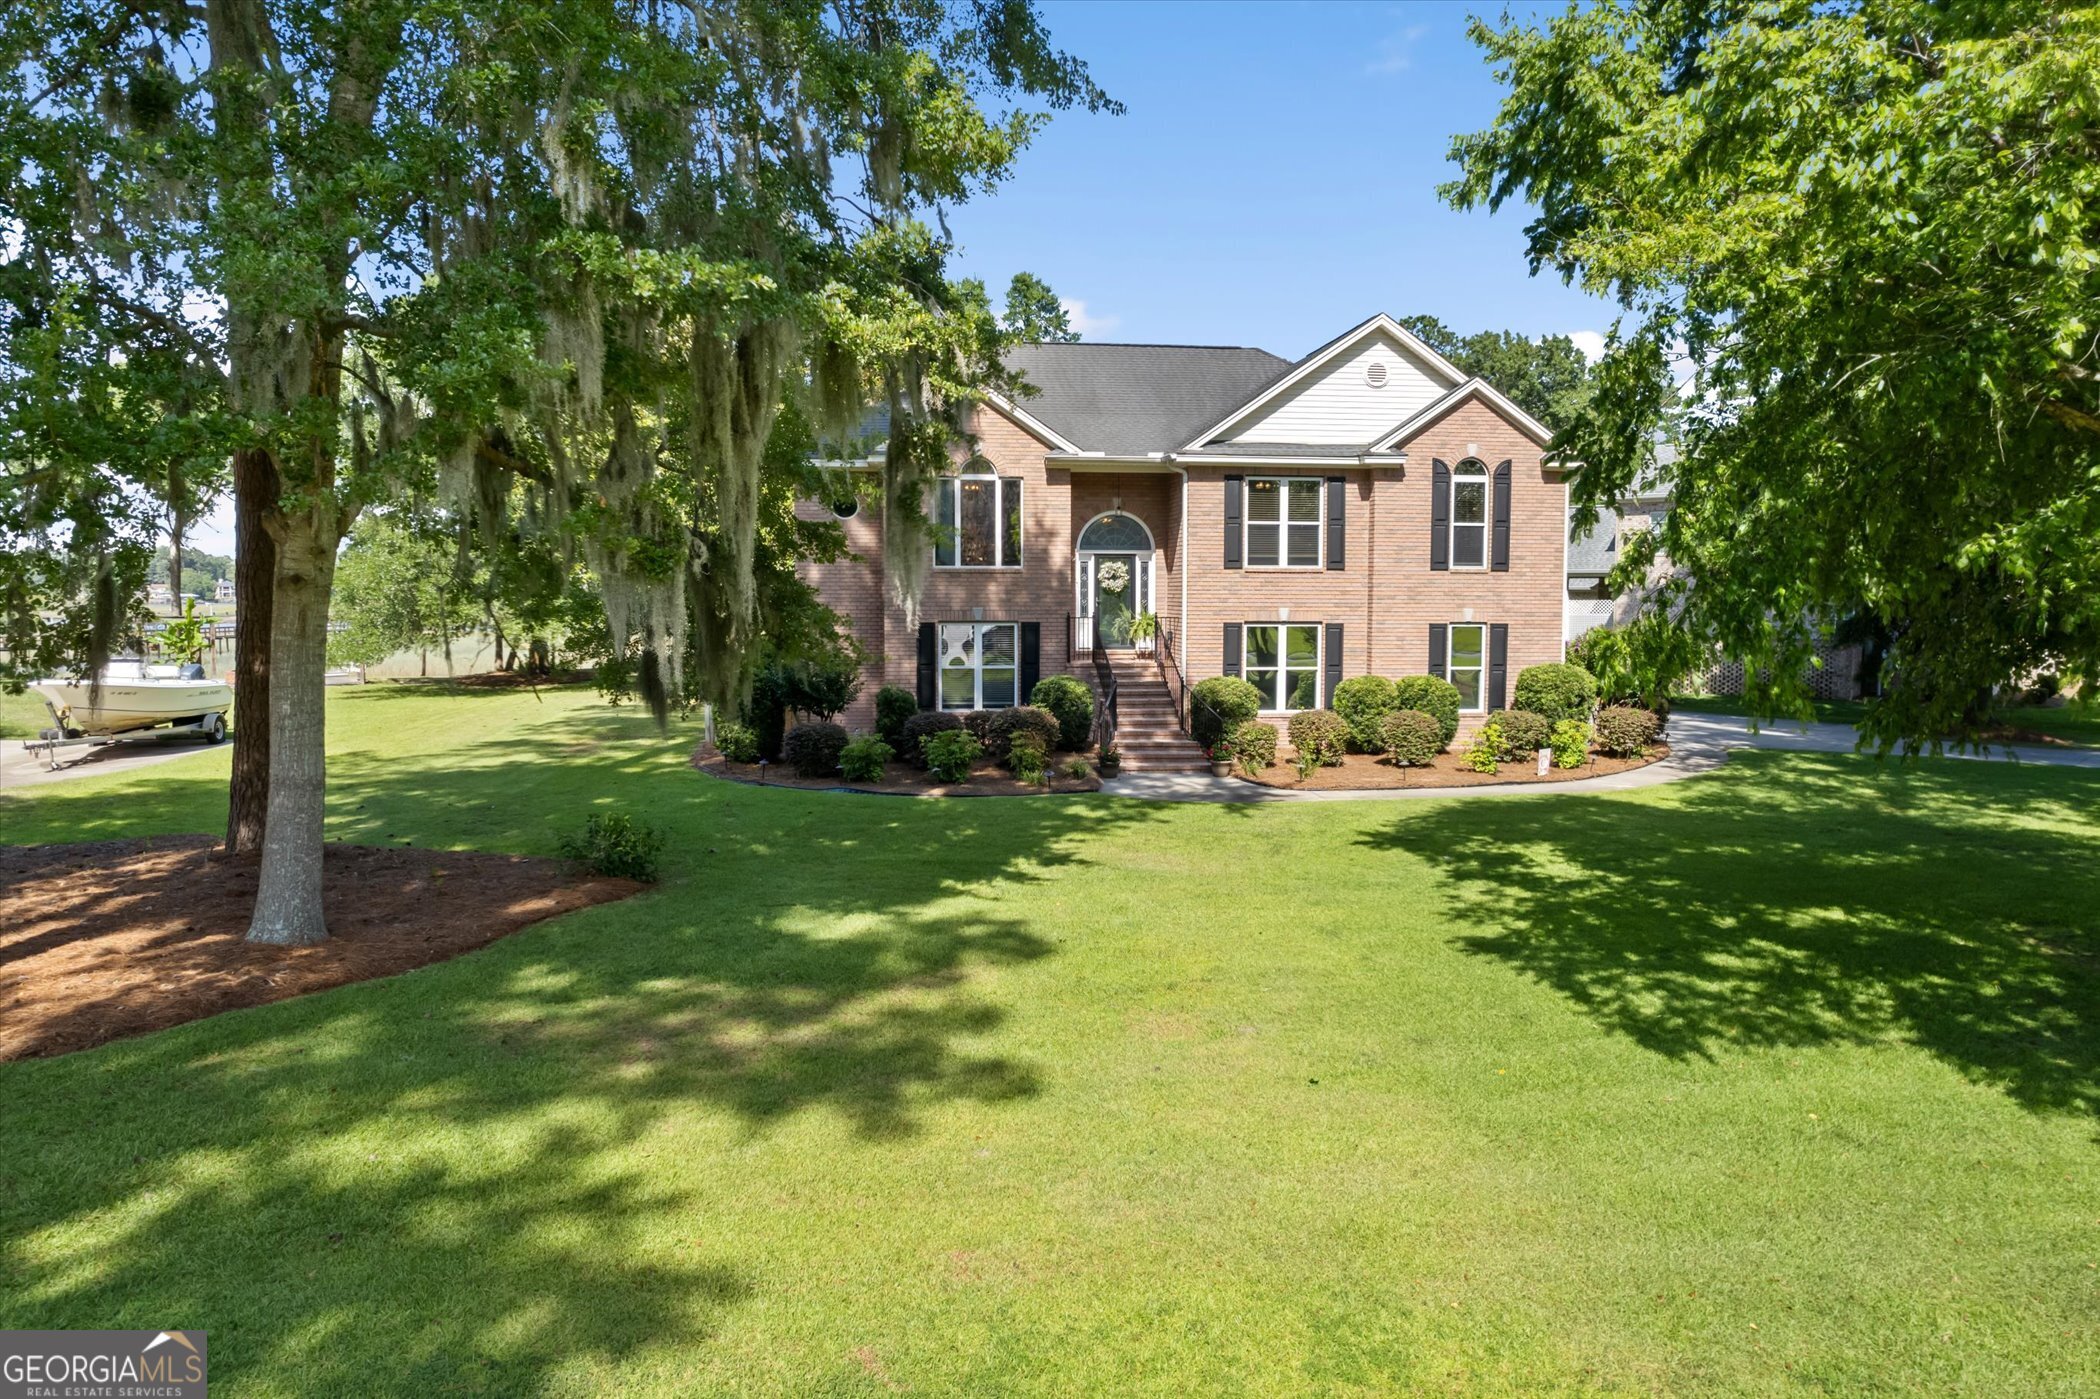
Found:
[1362,752,2100,1121]
[2,703,1166,1391]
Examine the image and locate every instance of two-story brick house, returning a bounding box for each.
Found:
[799,314,1567,768]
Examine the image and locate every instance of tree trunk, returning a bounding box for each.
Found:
[244,516,338,945]
[169,504,184,606]
[224,446,277,855]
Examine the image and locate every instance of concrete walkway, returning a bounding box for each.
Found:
[1099,711,2100,804]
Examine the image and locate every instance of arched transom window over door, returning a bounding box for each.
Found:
[1079,512,1154,552]
[1075,511,1157,650]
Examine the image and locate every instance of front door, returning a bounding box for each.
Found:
[1091,552,1138,648]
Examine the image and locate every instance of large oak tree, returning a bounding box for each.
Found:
[5,0,1109,943]
[1446,0,2100,748]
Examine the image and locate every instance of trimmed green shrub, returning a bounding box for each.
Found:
[1331,674,1398,752]
[960,709,998,746]
[1595,705,1661,757]
[984,705,1062,762]
[1494,709,1553,756]
[899,711,962,767]
[874,686,917,744]
[1549,719,1590,768]
[748,656,863,758]
[1287,709,1349,766]
[1007,729,1050,781]
[1191,675,1264,749]
[558,812,665,883]
[1379,709,1442,767]
[714,720,760,764]
[1390,675,1462,750]
[1030,674,1095,750]
[782,721,849,778]
[1462,717,1505,773]
[838,735,893,782]
[1231,720,1279,773]
[922,728,982,783]
[1513,662,1600,723]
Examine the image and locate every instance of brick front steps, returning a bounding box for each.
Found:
[1091,654,1210,773]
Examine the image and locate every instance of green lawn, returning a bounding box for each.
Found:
[1,686,54,739]
[4,687,2097,1395]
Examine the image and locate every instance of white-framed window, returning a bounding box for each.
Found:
[1245,477,1323,568]
[938,621,1018,710]
[1450,460,1489,569]
[1449,622,1487,712]
[1245,623,1321,711]
[934,474,1022,568]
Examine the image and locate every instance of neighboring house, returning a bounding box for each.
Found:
[145,582,174,609]
[1564,452,1673,644]
[800,313,1570,763]
[215,577,236,603]
[1560,447,1868,699]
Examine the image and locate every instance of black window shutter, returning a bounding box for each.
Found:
[1324,623,1343,705]
[1325,476,1346,570]
[1430,460,1451,571]
[1223,476,1244,569]
[1428,623,1448,680]
[916,622,937,709]
[1004,478,1024,568]
[1488,623,1509,710]
[1019,621,1040,701]
[1222,623,1242,677]
[1491,461,1512,572]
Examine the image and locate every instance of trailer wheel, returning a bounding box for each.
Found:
[203,712,227,744]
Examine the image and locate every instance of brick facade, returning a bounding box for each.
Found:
[802,394,1567,734]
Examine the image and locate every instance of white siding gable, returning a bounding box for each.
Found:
[1219,332,1455,444]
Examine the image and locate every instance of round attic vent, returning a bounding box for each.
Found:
[1365,362,1389,388]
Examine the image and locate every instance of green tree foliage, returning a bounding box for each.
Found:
[2,0,1112,942]
[148,548,236,591]
[327,515,482,670]
[1445,1,2100,749]
[1002,272,1077,342]
[1398,316,1595,430]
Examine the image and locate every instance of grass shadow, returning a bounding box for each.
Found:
[1365,751,2100,1119]
[2,691,1169,1390]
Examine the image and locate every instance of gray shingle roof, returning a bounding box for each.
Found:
[1567,511,1622,578]
[1001,342,1294,455]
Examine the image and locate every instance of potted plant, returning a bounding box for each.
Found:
[1098,744,1122,778]
[1207,735,1236,779]
[1129,610,1158,655]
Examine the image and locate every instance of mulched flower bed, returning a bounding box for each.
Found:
[1235,745,1667,791]
[693,751,1102,796]
[0,836,642,1061]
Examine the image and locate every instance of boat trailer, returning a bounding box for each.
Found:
[19,711,227,771]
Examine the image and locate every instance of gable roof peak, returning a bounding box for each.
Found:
[1178,312,1469,450]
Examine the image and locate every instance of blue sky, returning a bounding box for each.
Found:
[947,0,1618,359]
[191,1,1601,554]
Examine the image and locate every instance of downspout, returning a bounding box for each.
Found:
[1167,455,1188,670]
[1165,454,1190,734]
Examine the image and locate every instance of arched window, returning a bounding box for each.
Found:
[1450,459,1490,569]
[1078,512,1153,552]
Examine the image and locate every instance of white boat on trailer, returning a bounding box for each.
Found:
[21,660,232,768]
